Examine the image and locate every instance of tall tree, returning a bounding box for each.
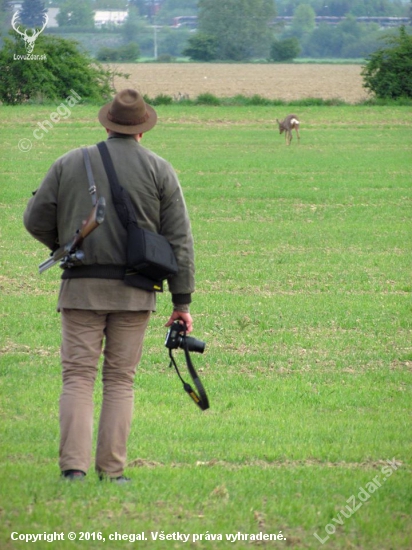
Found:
[18,0,47,28]
[121,6,146,43]
[157,0,198,22]
[128,0,149,17]
[198,0,276,61]
[56,0,94,27]
[94,0,127,8]
[0,0,12,36]
[276,0,408,17]
[291,3,316,38]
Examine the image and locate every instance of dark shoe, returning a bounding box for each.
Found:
[62,469,86,480]
[111,475,131,484]
[99,474,131,484]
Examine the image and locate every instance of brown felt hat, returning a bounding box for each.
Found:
[98,89,157,134]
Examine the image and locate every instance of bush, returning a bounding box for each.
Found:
[111,42,140,61]
[195,93,221,106]
[0,32,113,104]
[270,38,301,62]
[244,94,272,106]
[96,46,119,62]
[361,26,412,100]
[182,33,218,61]
[146,94,173,106]
[96,42,140,62]
[155,54,176,63]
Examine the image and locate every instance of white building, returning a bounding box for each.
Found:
[94,11,128,28]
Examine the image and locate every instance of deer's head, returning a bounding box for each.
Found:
[276,119,285,134]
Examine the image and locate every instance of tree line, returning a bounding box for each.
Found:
[184,1,411,61]
[1,0,411,62]
[39,0,411,21]
[1,22,411,104]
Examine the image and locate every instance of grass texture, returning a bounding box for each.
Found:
[0,103,411,549]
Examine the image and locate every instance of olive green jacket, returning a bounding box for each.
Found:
[23,136,195,310]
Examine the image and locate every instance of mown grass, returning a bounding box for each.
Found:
[0,103,411,549]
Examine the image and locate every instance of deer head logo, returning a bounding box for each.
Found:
[12,11,48,54]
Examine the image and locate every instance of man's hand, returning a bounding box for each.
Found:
[165,311,193,333]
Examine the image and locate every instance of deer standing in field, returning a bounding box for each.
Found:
[276,114,300,145]
[174,92,190,102]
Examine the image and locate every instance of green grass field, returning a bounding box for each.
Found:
[0,103,411,549]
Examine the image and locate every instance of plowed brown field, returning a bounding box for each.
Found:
[109,63,369,104]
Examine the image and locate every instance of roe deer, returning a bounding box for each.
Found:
[276,114,300,145]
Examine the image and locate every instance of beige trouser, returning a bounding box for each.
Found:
[59,308,150,477]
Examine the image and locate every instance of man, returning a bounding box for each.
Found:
[23,89,195,483]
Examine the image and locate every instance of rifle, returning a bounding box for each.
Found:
[39,196,106,274]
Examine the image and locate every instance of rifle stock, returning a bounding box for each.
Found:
[39,196,106,274]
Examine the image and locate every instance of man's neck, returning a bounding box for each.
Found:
[108,132,135,139]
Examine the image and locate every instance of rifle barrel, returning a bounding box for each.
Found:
[37,196,106,275]
[39,253,64,274]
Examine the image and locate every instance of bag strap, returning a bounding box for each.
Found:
[97,141,137,229]
[82,148,97,206]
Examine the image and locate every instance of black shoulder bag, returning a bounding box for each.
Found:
[97,141,178,292]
